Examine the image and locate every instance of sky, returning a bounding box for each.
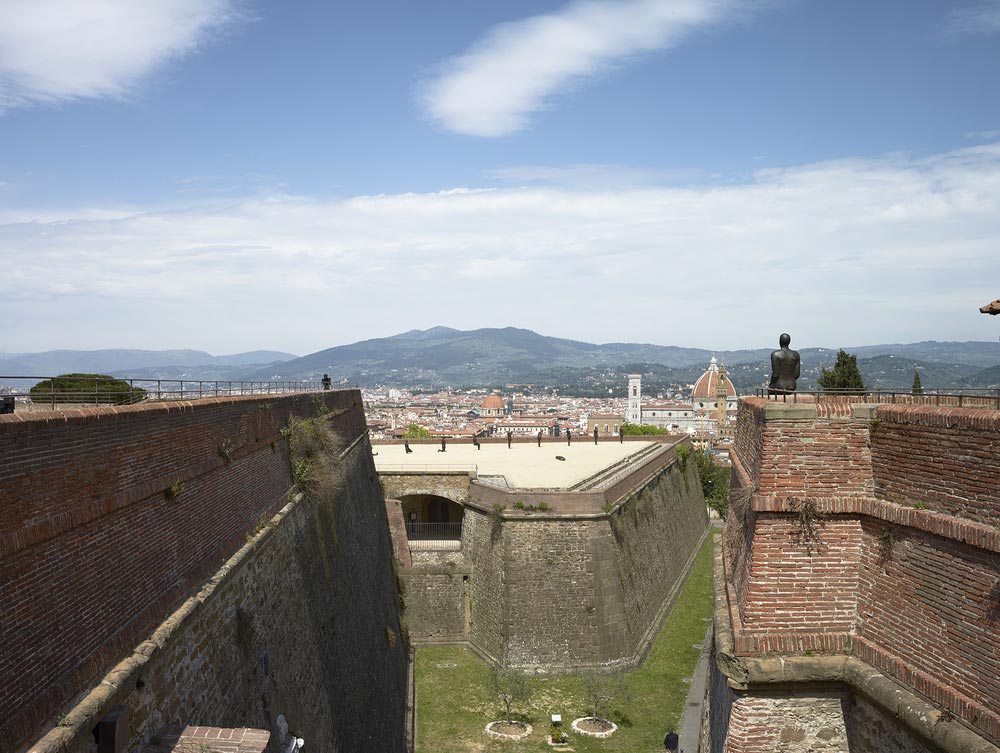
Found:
[1,0,999,356]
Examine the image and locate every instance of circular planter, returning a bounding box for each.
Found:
[485,721,532,741]
[571,717,618,738]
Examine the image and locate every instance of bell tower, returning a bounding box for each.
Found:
[627,374,642,425]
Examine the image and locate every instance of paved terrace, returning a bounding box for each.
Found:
[374,439,656,489]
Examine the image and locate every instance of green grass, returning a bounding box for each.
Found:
[414,534,716,752]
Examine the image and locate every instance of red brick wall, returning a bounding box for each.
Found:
[871,405,1000,526]
[740,513,862,638]
[723,399,1000,746]
[0,391,365,753]
[855,518,1000,741]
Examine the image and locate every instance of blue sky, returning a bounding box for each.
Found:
[1,0,999,356]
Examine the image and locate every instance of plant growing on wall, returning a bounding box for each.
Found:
[791,498,827,555]
[286,415,345,501]
[488,664,532,725]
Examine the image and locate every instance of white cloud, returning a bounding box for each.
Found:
[2,142,1000,353]
[0,0,238,108]
[946,1,1000,35]
[418,0,730,137]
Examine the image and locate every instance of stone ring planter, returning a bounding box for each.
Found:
[485,721,532,740]
[571,717,618,738]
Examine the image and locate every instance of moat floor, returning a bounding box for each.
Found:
[413,534,716,753]
[375,439,655,488]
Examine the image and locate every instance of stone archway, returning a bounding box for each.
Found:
[400,494,464,541]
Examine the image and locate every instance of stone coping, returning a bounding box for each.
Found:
[712,544,1000,753]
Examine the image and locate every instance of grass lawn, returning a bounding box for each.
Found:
[414,533,716,752]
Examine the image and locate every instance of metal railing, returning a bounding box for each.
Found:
[406,522,462,540]
[753,388,1000,409]
[0,374,339,411]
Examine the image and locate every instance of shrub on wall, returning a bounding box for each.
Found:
[287,414,346,501]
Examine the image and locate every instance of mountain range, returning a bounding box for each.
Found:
[3,328,999,393]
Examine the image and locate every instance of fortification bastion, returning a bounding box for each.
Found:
[709,396,1000,753]
[377,436,711,673]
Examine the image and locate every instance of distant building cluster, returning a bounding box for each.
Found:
[364,357,737,448]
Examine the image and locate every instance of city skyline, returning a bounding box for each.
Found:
[1,0,998,354]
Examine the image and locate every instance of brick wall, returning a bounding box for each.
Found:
[717,398,1000,750]
[871,405,1000,526]
[740,513,862,641]
[0,391,374,753]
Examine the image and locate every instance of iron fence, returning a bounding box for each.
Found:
[406,522,463,540]
[753,388,1000,409]
[0,374,356,411]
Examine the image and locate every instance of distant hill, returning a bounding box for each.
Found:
[0,349,297,383]
[5,331,998,393]
[248,327,1000,392]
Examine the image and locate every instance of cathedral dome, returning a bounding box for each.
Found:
[481,394,505,411]
[692,356,736,401]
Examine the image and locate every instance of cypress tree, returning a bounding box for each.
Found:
[911,369,923,395]
[817,350,866,394]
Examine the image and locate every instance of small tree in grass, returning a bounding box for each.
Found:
[488,664,532,725]
[582,672,630,722]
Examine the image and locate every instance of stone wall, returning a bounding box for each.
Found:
[402,445,709,673]
[401,566,469,642]
[1,391,407,753]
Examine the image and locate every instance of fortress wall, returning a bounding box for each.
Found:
[0,391,399,753]
[739,513,862,639]
[855,517,1000,740]
[503,518,608,670]
[871,405,1000,526]
[608,455,709,658]
[401,566,469,642]
[398,440,707,672]
[713,399,1000,751]
[89,438,408,753]
[465,506,507,664]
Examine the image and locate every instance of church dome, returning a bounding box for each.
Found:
[481,394,505,411]
[692,356,737,401]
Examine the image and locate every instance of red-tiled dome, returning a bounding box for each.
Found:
[692,357,736,400]
[481,394,505,410]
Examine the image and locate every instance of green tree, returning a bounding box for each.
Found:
[620,422,669,436]
[817,350,866,394]
[911,369,923,395]
[695,450,730,518]
[581,672,630,721]
[29,373,146,405]
[403,423,431,439]
[488,664,532,724]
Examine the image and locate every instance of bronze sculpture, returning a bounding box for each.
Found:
[768,333,800,395]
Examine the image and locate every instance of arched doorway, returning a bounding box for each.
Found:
[400,494,464,541]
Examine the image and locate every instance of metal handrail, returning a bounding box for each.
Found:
[0,374,358,410]
[753,387,1000,409]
